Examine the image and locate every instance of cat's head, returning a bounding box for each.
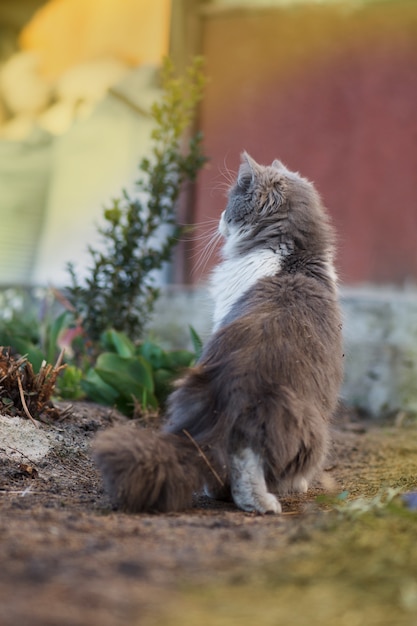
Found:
[220,152,334,261]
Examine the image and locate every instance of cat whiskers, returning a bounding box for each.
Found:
[210,159,237,197]
[176,219,216,248]
[192,226,223,276]
[210,180,233,196]
[181,217,219,238]
[221,155,237,186]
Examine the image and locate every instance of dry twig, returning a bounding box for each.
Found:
[182,428,224,488]
[16,373,38,427]
[0,347,66,421]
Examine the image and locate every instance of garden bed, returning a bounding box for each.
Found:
[0,403,417,626]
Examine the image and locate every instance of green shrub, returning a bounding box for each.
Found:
[66,57,207,343]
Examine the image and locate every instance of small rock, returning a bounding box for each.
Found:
[402,492,417,511]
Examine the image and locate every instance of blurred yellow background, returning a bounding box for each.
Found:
[0,0,171,285]
[19,0,171,78]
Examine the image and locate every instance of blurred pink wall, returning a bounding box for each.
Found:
[189,3,417,286]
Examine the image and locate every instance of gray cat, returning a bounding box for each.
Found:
[93,152,344,514]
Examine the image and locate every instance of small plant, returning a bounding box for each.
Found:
[0,298,202,415]
[56,364,85,400]
[81,329,197,417]
[66,57,207,343]
[317,487,417,519]
[0,288,77,372]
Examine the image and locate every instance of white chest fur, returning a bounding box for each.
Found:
[209,248,282,332]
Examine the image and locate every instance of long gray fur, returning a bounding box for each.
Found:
[93,152,344,514]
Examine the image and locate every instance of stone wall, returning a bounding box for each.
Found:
[151,285,417,418]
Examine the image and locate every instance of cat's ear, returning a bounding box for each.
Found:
[272,159,292,179]
[238,151,259,187]
[272,158,291,173]
[241,151,260,170]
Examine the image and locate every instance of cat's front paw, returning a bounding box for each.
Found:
[235,492,282,514]
[257,492,282,514]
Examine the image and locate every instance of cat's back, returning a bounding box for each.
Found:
[209,269,343,409]
[222,266,341,338]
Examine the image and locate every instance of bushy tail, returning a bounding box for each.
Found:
[92,426,206,512]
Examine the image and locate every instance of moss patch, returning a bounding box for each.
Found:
[155,509,417,626]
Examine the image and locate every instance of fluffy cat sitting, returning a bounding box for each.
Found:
[93,152,343,514]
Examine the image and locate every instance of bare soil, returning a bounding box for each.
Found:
[1,403,417,626]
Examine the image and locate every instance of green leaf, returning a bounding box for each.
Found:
[153,367,177,404]
[189,325,203,361]
[140,388,158,410]
[101,329,135,357]
[95,353,154,396]
[104,206,122,224]
[166,349,195,369]
[81,369,119,405]
[56,365,85,400]
[113,389,158,415]
[46,310,74,364]
[137,341,170,369]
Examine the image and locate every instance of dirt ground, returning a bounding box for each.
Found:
[1,403,417,626]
